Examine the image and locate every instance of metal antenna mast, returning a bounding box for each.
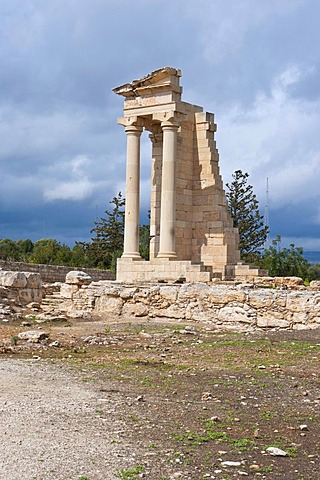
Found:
[264,177,270,247]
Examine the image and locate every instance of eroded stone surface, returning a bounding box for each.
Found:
[54,274,320,330]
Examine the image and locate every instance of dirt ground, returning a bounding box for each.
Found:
[0,316,319,480]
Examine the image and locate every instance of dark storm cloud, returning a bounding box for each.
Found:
[0,0,319,249]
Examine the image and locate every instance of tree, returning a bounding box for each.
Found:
[139,223,150,260]
[306,263,320,281]
[29,238,63,264]
[260,236,309,278]
[0,238,20,261]
[226,170,269,259]
[84,192,125,269]
[16,239,34,260]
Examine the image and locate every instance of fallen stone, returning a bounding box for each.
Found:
[17,330,49,343]
[266,447,288,456]
[65,271,92,285]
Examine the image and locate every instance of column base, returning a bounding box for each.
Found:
[122,253,142,259]
[157,252,177,259]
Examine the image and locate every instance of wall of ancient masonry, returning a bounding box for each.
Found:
[0,271,42,307]
[0,261,115,283]
[58,279,320,331]
[153,105,240,273]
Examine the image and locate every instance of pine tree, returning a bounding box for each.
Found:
[226,170,269,259]
[87,192,125,269]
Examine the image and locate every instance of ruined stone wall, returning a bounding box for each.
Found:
[0,261,115,283]
[58,280,320,331]
[0,271,42,310]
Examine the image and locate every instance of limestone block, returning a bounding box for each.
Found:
[19,288,42,304]
[153,304,185,319]
[274,276,304,288]
[65,270,92,285]
[60,283,79,299]
[310,280,320,290]
[291,312,309,324]
[120,287,139,299]
[292,322,319,330]
[0,271,27,288]
[159,286,179,302]
[286,292,320,313]
[248,290,275,308]
[206,287,245,305]
[257,316,290,328]
[122,301,149,317]
[178,282,211,302]
[218,306,254,324]
[25,272,42,289]
[95,295,123,315]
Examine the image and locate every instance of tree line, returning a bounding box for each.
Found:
[1,173,319,280]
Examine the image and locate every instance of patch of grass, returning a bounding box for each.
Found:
[11,335,19,345]
[141,375,156,387]
[117,465,145,479]
[171,419,255,451]
[261,410,277,420]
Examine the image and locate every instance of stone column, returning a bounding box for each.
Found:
[149,127,163,260]
[157,121,179,258]
[122,125,143,258]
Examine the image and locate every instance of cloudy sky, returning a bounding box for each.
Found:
[1,0,319,250]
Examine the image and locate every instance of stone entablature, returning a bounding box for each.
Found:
[113,67,266,282]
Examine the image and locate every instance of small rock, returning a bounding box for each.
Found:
[266,447,288,456]
[299,424,308,431]
[210,415,220,422]
[202,392,212,401]
[221,461,241,467]
[258,365,266,370]
[249,464,260,471]
[49,341,60,347]
[20,321,32,327]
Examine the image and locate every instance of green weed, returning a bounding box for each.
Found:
[117,465,145,479]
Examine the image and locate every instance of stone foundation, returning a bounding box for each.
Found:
[56,275,320,331]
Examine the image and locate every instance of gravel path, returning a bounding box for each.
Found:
[0,359,136,480]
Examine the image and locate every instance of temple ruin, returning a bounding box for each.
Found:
[113,67,264,282]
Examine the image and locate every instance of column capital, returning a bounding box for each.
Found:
[152,110,188,125]
[124,124,143,135]
[118,116,144,128]
[161,120,180,130]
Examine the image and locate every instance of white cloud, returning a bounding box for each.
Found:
[43,154,94,201]
[217,65,320,208]
[44,179,93,201]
